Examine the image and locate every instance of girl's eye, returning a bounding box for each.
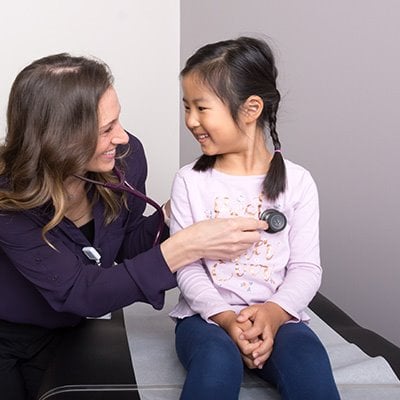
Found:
[198,106,206,111]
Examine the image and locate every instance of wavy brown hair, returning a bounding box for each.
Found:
[0,53,127,244]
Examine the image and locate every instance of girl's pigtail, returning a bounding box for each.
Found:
[263,105,286,201]
[193,154,217,171]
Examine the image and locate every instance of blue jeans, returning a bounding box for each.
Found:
[175,314,340,400]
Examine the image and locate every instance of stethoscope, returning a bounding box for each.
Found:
[75,167,287,265]
[75,166,165,248]
[259,209,287,233]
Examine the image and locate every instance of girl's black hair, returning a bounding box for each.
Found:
[181,36,286,201]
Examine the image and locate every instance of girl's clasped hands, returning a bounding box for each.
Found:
[236,302,291,369]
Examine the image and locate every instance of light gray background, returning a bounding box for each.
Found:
[0,0,179,204]
[181,0,400,347]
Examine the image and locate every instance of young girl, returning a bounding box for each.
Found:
[169,37,340,400]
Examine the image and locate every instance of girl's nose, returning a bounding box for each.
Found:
[186,111,200,130]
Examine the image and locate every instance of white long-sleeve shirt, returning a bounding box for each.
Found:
[169,159,322,323]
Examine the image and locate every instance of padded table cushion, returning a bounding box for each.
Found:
[38,292,400,399]
[38,310,139,400]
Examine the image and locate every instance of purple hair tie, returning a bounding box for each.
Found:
[274,149,282,153]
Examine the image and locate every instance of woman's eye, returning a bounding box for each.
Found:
[101,125,113,135]
[198,106,206,111]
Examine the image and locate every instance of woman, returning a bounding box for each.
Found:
[0,53,266,400]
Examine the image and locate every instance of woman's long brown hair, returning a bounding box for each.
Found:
[0,53,127,245]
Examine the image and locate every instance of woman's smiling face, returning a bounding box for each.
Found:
[85,86,129,173]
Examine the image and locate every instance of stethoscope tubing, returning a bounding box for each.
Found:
[75,167,165,246]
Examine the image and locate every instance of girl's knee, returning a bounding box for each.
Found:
[264,324,339,399]
[194,333,242,369]
[276,323,328,357]
[181,330,244,399]
[176,317,243,376]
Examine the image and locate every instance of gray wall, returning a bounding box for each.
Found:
[181,0,400,346]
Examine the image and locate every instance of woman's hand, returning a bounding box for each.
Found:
[237,302,291,369]
[162,200,171,227]
[161,217,267,273]
[193,217,268,260]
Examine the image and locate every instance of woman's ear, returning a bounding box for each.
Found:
[242,95,264,123]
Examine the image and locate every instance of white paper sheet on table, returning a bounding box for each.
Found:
[123,289,400,400]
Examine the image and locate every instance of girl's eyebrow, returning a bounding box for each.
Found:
[182,97,208,103]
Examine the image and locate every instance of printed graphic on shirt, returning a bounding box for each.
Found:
[206,193,276,291]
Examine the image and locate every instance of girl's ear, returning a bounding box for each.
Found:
[242,95,264,123]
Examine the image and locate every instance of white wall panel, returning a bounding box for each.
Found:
[0,0,180,202]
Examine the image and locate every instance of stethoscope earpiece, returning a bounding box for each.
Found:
[259,209,287,233]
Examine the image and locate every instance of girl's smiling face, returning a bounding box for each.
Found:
[182,73,247,157]
[85,86,129,173]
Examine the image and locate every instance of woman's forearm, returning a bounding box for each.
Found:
[160,228,202,273]
[160,217,267,273]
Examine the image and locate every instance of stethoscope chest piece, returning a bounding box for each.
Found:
[260,209,287,233]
